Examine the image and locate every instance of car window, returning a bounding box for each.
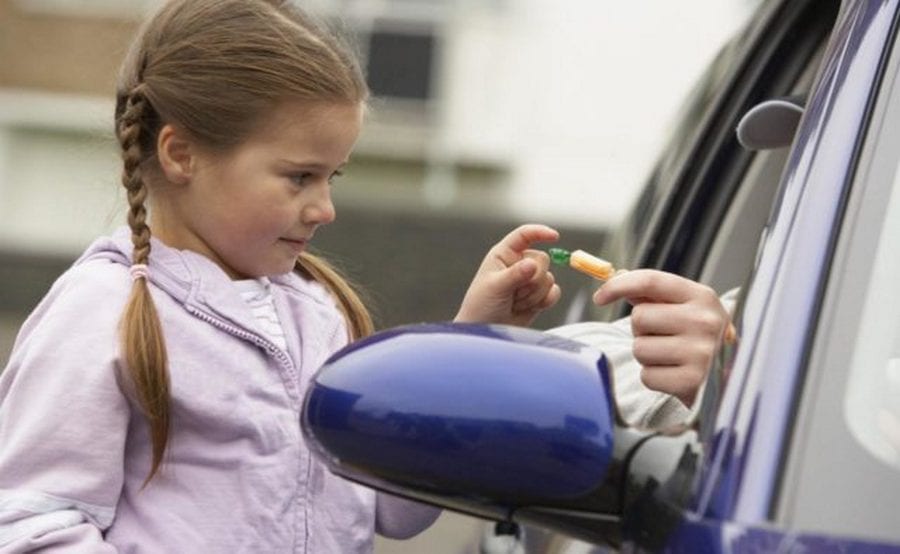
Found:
[698,43,826,293]
[843,159,900,471]
[587,38,748,324]
[592,0,840,327]
[777,19,900,542]
[606,37,744,274]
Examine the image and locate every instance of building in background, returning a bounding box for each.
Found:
[0,0,760,250]
[0,1,759,551]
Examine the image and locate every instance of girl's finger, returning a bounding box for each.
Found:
[514,273,555,309]
[494,225,559,261]
[513,280,560,313]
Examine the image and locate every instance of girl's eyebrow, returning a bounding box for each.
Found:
[277,159,349,170]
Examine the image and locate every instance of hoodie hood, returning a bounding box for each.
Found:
[74,227,330,334]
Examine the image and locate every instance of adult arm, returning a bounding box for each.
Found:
[592,270,732,407]
[551,277,739,428]
[549,315,692,428]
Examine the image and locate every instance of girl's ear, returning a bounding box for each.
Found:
[157,124,194,185]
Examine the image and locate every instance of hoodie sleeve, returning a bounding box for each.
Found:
[0,262,130,552]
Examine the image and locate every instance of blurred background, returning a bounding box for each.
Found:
[0,0,759,551]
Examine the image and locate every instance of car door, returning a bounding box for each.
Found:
[640,0,900,550]
[755,0,900,546]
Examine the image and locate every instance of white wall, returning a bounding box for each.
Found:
[0,92,122,256]
[0,1,760,255]
[441,0,760,227]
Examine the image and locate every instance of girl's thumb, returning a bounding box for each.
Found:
[499,258,537,289]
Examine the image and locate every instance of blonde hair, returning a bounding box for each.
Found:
[114,0,372,484]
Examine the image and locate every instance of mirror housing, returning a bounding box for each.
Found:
[302,323,622,527]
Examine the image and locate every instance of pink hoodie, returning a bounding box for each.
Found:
[0,229,439,553]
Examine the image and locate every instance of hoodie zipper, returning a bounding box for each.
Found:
[183,304,302,405]
[185,303,314,552]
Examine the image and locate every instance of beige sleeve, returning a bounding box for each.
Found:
[548,287,740,429]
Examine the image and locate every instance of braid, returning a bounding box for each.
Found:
[119,87,153,264]
[117,86,171,486]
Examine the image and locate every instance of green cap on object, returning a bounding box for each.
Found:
[548,248,571,265]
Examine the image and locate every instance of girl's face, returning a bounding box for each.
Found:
[154,101,363,279]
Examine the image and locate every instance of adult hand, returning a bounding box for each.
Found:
[454,224,561,327]
[593,269,730,407]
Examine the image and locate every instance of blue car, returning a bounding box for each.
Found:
[303,0,900,551]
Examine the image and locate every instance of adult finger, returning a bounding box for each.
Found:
[632,335,710,368]
[593,269,716,306]
[631,302,726,339]
[640,365,706,406]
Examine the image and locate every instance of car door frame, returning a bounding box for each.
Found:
[613,0,900,550]
[693,0,900,534]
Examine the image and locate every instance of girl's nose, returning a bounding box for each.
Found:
[302,184,336,225]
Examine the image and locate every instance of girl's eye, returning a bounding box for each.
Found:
[288,170,343,186]
[289,173,313,186]
[328,170,344,184]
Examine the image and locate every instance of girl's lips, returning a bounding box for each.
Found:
[280,238,308,252]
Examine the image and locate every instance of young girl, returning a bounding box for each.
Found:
[0,1,561,552]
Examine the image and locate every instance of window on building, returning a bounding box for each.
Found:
[366,26,436,101]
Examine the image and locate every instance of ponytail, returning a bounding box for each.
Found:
[296,252,374,341]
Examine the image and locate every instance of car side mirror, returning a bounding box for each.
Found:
[302,323,623,534]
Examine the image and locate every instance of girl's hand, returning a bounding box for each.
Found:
[454,224,561,327]
[593,269,730,407]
